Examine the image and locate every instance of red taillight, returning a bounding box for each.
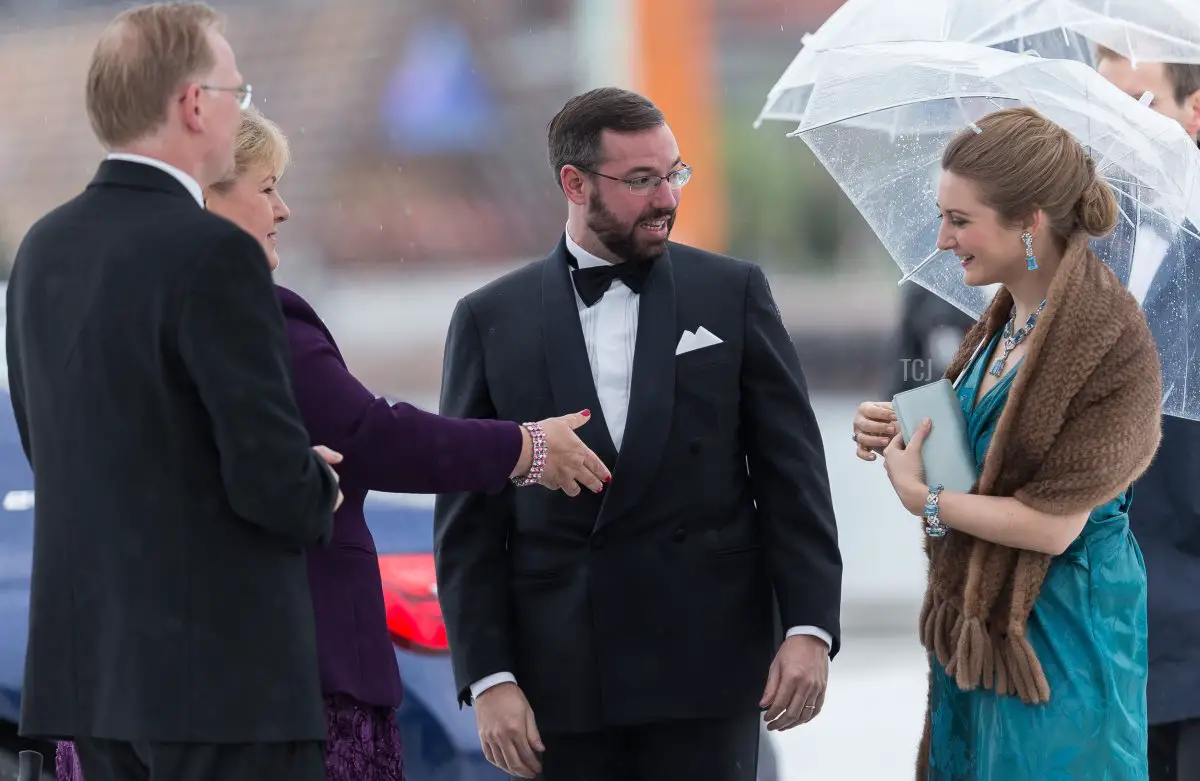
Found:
[378,553,449,653]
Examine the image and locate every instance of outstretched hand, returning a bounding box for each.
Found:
[537,410,611,495]
[882,417,931,514]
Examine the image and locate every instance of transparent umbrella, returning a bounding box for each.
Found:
[759,40,1200,419]
[755,0,1200,130]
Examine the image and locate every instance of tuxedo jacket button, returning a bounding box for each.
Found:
[673,528,687,543]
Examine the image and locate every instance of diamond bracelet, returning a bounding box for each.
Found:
[511,422,548,487]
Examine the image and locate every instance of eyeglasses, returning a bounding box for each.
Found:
[202,83,253,110]
[576,164,693,195]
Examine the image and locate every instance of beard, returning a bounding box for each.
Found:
[586,190,676,263]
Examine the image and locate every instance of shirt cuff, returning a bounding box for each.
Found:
[469,671,516,702]
[786,625,833,653]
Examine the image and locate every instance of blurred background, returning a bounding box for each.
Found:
[0,0,933,776]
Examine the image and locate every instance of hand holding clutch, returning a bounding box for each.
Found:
[852,401,897,461]
[882,418,933,514]
[890,379,977,495]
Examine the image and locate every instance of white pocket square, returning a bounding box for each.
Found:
[675,326,724,356]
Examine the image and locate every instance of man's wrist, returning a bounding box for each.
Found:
[470,671,517,702]
[785,625,833,652]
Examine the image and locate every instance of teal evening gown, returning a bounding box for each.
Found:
[926,331,1150,780]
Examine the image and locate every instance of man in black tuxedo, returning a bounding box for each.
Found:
[434,87,842,780]
[5,4,341,780]
[1095,48,1200,781]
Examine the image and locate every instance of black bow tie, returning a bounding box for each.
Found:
[569,255,654,306]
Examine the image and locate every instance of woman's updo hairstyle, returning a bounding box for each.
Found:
[941,107,1118,243]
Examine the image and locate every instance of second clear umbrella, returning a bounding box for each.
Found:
[755,0,1200,130]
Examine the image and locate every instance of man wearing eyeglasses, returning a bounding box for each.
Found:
[5,3,340,780]
[435,87,842,780]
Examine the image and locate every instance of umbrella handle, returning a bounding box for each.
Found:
[898,247,943,286]
[17,750,43,781]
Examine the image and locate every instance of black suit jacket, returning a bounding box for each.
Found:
[1129,221,1200,724]
[5,160,340,743]
[433,237,842,732]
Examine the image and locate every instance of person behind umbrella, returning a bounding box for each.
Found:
[1095,46,1200,781]
[53,106,613,781]
[854,107,1162,780]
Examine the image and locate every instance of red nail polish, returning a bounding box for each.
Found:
[582,409,591,417]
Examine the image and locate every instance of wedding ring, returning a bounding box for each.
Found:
[851,430,858,443]
[803,705,816,710]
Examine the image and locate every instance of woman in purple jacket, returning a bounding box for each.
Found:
[55,107,610,781]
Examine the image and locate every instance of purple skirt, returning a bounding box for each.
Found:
[54,694,404,781]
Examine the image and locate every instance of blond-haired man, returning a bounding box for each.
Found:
[5,4,341,780]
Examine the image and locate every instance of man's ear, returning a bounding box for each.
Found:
[180,82,206,134]
[559,165,589,207]
[1184,89,1200,142]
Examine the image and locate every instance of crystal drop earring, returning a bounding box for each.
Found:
[1022,230,1037,271]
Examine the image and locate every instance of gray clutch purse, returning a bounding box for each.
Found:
[891,378,978,494]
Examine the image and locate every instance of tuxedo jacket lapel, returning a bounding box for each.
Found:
[542,238,619,466]
[595,250,676,530]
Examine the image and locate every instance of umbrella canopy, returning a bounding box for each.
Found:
[759,40,1200,419]
[755,0,1200,130]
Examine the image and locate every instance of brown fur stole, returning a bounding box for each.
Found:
[912,235,1162,779]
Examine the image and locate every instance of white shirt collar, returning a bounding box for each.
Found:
[105,152,205,208]
[564,225,613,269]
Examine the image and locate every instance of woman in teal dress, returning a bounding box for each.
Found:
[852,106,1164,780]
[924,328,1149,778]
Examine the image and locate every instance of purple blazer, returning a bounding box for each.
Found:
[276,285,523,709]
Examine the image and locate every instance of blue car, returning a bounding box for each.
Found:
[0,323,779,780]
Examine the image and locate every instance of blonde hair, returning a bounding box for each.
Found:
[941,107,1118,244]
[86,2,225,148]
[208,106,291,193]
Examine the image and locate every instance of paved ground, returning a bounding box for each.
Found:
[766,633,929,780]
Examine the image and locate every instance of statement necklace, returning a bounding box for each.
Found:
[990,298,1047,377]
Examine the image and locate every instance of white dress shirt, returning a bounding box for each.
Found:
[468,228,832,702]
[105,152,206,208]
[1128,228,1171,306]
[565,229,640,451]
